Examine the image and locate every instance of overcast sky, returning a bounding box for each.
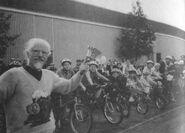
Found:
[73,0,185,31]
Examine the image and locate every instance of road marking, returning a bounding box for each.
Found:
[118,104,185,133]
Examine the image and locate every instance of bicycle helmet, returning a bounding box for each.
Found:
[128,69,137,74]
[183,70,185,74]
[165,56,172,60]
[154,63,160,67]
[111,68,122,74]
[61,58,72,66]
[146,60,154,64]
[88,61,98,67]
[178,60,184,65]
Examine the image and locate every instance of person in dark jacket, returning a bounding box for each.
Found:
[159,57,166,75]
[0,59,7,75]
[108,68,129,100]
[73,59,83,73]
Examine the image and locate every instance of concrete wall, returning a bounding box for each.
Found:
[2,9,185,68]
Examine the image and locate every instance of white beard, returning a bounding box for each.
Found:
[33,62,43,69]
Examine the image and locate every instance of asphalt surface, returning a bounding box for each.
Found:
[120,105,185,133]
[90,96,185,133]
[10,94,183,133]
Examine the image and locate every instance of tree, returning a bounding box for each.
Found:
[117,0,156,60]
[0,12,19,58]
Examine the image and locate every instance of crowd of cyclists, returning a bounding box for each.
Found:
[45,55,185,103]
[1,54,185,133]
[50,55,185,132]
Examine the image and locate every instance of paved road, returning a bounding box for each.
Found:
[90,97,185,133]
[120,105,185,133]
[28,95,185,133]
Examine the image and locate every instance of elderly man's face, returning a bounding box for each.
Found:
[28,43,50,69]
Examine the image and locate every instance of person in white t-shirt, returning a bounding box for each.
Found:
[122,59,136,76]
[143,60,157,87]
[0,38,88,133]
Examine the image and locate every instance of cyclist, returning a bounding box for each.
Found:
[153,63,163,79]
[57,58,75,79]
[73,59,83,73]
[52,58,88,133]
[108,68,129,101]
[122,59,136,77]
[52,58,75,133]
[82,61,109,101]
[152,63,163,88]
[85,61,109,85]
[126,70,144,102]
[165,56,175,75]
[164,56,176,102]
[97,64,108,77]
[142,60,158,87]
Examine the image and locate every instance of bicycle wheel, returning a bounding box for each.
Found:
[121,103,129,117]
[155,97,165,110]
[136,101,148,114]
[70,105,92,133]
[103,101,123,124]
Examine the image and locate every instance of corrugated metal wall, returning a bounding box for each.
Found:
[34,16,54,49]
[52,19,119,67]
[2,10,119,67]
[1,10,185,67]
[5,12,34,63]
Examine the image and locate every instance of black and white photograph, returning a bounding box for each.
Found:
[0,0,185,133]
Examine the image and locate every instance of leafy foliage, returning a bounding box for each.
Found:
[117,1,156,60]
[0,12,19,58]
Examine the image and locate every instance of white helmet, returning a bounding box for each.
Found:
[111,68,122,74]
[182,70,185,74]
[88,61,98,67]
[165,56,172,60]
[146,60,154,64]
[61,58,72,65]
[155,63,160,67]
[178,60,184,65]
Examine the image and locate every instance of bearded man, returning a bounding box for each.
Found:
[0,38,88,133]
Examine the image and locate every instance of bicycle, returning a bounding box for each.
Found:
[86,83,123,124]
[51,91,92,133]
[128,86,148,115]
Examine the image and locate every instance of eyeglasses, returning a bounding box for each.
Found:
[31,49,49,56]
